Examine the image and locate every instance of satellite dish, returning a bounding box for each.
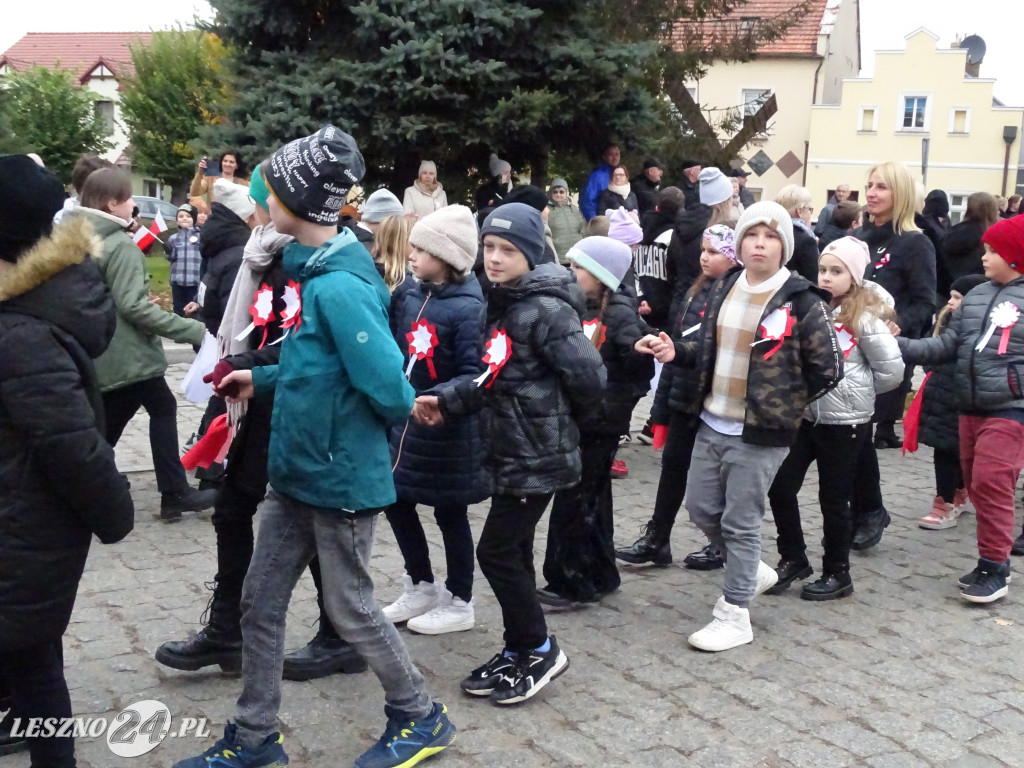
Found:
[959,35,987,65]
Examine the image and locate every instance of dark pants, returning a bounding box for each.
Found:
[874,366,914,430]
[102,376,187,494]
[211,480,335,638]
[850,432,885,519]
[476,493,552,655]
[934,447,963,503]
[195,396,228,484]
[0,639,75,767]
[171,283,197,317]
[768,421,870,575]
[650,413,700,530]
[544,435,621,601]
[384,501,475,602]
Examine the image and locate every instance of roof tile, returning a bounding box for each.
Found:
[672,0,831,58]
[0,32,151,82]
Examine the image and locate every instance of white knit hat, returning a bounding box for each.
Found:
[409,204,478,275]
[567,236,633,291]
[698,167,733,206]
[734,201,795,264]
[213,178,255,221]
[489,153,511,177]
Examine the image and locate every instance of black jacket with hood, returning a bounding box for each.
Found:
[0,218,135,649]
[666,204,713,327]
[198,202,251,336]
[433,263,607,495]
[632,208,678,329]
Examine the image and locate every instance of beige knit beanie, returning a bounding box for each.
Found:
[408,204,478,275]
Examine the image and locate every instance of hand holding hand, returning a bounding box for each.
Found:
[413,395,442,425]
[885,320,901,337]
[217,370,253,403]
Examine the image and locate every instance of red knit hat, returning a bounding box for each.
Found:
[982,216,1024,271]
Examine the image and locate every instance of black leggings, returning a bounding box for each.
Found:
[650,414,699,530]
[384,501,475,602]
[0,639,75,767]
[934,446,963,503]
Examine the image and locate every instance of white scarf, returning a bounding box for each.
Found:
[218,222,294,425]
[608,182,631,200]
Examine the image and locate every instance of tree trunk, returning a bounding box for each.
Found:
[170,180,192,205]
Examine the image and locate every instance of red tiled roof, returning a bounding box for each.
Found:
[0,32,151,82]
[672,0,833,59]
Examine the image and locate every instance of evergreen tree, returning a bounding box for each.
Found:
[3,67,111,182]
[120,29,228,201]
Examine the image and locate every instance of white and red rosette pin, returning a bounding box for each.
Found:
[235,284,276,348]
[976,301,1020,354]
[405,319,439,379]
[834,323,858,359]
[582,318,606,349]
[753,305,796,360]
[473,329,512,387]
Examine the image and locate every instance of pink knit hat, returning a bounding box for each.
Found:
[820,236,870,285]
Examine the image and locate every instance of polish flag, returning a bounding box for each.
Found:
[133,209,169,252]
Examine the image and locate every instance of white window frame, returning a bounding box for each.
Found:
[93,100,115,137]
[858,105,879,133]
[741,88,773,137]
[948,191,970,226]
[948,107,972,135]
[897,92,932,132]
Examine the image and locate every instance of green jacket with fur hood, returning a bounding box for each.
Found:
[71,209,204,392]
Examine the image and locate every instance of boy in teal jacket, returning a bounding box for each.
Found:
[175,127,455,768]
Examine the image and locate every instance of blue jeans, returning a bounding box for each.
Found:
[234,487,432,748]
[685,423,789,607]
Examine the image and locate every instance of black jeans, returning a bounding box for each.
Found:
[934,447,964,503]
[544,434,621,601]
[211,480,336,639]
[171,283,197,317]
[102,376,187,494]
[850,431,885,519]
[0,639,75,767]
[476,493,552,654]
[768,421,870,575]
[650,413,700,530]
[384,501,475,602]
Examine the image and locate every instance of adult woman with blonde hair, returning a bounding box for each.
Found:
[403,161,448,219]
[939,192,999,295]
[774,184,819,282]
[848,160,936,549]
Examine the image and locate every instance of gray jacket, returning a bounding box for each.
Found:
[899,277,1024,412]
[805,283,904,425]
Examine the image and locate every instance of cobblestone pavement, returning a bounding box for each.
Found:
[4,351,1024,768]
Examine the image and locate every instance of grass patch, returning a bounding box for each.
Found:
[145,253,172,312]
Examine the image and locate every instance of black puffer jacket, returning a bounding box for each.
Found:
[633,209,678,329]
[198,202,250,336]
[939,220,985,295]
[790,222,820,283]
[917,314,960,453]
[389,276,488,506]
[900,277,1024,414]
[0,219,134,650]
[672,266,844,447]
[651,277,714,425]
[856,221,936,339]
[597,189,639,214]
[434,263,607,495]
[666,204,712,327]
[631,174,660,217]
[576,287,653,436]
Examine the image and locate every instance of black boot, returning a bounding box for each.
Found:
[615,520,672,566]
[160,486,218,521]
[282,624,368,681]
[0,709,28,758]
[873,424,902,450]
[764,558,813,594]
[682,542,725,571]
[155,581,242,672]
[852,507,891,551]
[801,571,854,601]
[1012,529,1024,557]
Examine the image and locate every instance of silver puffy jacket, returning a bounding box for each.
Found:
[804,282,905,425]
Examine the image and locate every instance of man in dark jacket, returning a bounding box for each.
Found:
[0,155,134,768]
[729,168,755,209]
[632,158,664,219]
[817,201,859,252]
[676,159,703,210]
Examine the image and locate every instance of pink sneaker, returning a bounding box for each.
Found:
[919,495,961,530]
[610,459,629,478]
[953,487,972,515]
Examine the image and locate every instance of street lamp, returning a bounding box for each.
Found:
[1003,126,1018,197]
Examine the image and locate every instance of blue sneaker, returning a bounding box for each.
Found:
[172,724,288,768]
[354,702,455,768]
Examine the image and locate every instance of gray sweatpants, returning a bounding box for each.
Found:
[685,423,789,607]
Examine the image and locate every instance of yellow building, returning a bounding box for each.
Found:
[806,28,1024,221]
[682,0,861,201]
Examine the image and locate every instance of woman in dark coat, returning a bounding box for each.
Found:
[938,192,999,297]
[0,156,134,768]
[596,165,639,215]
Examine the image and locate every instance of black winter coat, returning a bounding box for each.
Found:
[596,189,639,215]
[0,219,134,650]
[917,315,960,454]
[576,287,653,436]
[666,204,712,327]
[340,215,375,253]
[632,209,678,329]
[198,203,250,337]
[651,278,714,425]
[817,223,850,252]
[221,253,288,497]
[790,224,820,283]
[389,276,488,506]
[939,220,985,296]
[631,174,660,217]
[856,221,937,339]
[434,263,607,495]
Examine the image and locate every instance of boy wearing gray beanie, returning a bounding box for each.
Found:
[635,200,842,653]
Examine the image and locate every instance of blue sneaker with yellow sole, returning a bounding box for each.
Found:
[172,723,288,767]
[354,702,455,768]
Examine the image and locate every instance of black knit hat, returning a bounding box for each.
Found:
[266,126,365,225]
[950,274,988,296]
[0,155,66,263]
[499,185,548,213]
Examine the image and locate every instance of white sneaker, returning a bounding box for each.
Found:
[382,575,440,623]
[407,589,475,635]
[688,596,753,652]
[753,560,779,597]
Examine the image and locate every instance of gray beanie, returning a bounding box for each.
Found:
[480,203,547,268]
[409,204,479,276]
[566,236,632,291]
[734,201,795,265]
[361,189,404,223]
[550,177,568,192]
[489,153,511,177]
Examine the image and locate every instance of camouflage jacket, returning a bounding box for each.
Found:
[671,265,844,447]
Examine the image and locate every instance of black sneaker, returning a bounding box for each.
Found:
[460,651,517,697]
[160,487,218,520]
[489,636,570,705]
[800,571,854,601]
[1012,533,1024,557]
[683,542,725,571]
[960,559,1011,602]
[958,559,1012,588]
[851,507,891,551]
[536,586,572,608]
